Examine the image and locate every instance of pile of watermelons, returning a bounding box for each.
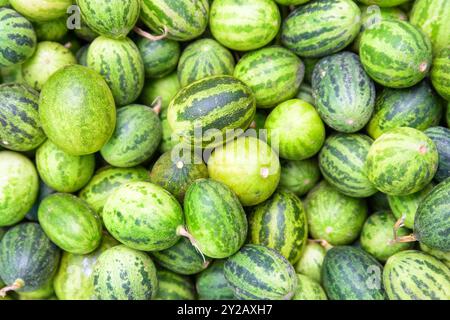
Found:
[0,0,449,301]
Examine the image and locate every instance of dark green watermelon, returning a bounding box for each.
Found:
[196,260,235,300]
[425,126,450,182]
[137,37,180,79]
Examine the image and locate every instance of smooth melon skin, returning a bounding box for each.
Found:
[39,65,116,156]
[292,274,327,300]
[0,151,39,226]
[155,269,196,300]
[383,250,450,300]
[294,241,327,284]
[9,0,72,22]
[92,245,158,300]
[196,260,235,300]
[279,158,321,197]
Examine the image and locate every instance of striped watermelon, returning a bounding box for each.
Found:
[183,179,247,259]
[224,244,298,300]
[208,136,281,206]
[0,223,60,295]
[292,274,327,300]
[356,0,410,6]
[420,243,450,268]
[304,181,368,245]
[39,65,116,156]
[265,99,325,160]
[312,51,376,133]
[38,193,103,254]
[281,0,361,58]
[279,158,321,197]
[319,133,376,198]
[248,190,308,264]
[167,75,256,149]
[36,140,95,193]
[296,83,315,106]
[178,38,235,88]
[295,241,327,284]
[155,269,196,300]
[196,260,235,300]
[210,0,280,51]
[359,20,432,88]
[0,83,45,151]
[383,250,450,300]
[322,246,386,300]
[76,0,140,39]
[137,37,180,79]
[431,46,450,101]
[22,41,76,91]
[425,127,450,182]
[150,151,209,202]
[9,0,71,21]
[101,104,162,168]
[140,72,180,111]
[78,166,149,215]
[410,0,450,54]
[366,127,439,196]
[87,36,145,107]
[33,18,68,42]
[140,0,209,41]
[151,238,211,275]
[0,8,36,67]
[0,151,38,226]
[102,181,184,251]
[367,81,443,139]
[18,275,54,300]
[93,245,158,300]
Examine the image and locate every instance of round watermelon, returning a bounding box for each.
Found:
[279,158,321,197]
[9,0,71,21]
[431,46,450,101]
[137,37,180,79]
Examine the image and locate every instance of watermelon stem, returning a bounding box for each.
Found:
[390,215,417,244]
[134,26,168,41]
[0,279,24,297]
[64,42,72,49]
[309,239,333,250]
[151,96,162,115]
[177,225,207,265]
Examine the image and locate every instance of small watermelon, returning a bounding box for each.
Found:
[196,260,235,300]
[425,126,450,182]
[295,241,327,284]
[292,274,327,300]
[137,37,180,79]
[279,158,321,197]
[155,269,196,300]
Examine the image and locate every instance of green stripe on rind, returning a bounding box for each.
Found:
[366,127,439,196]
[367,81,443,139]
[178,38,235,88]
[425,126,450,182]
[359,20,433,88]
[140,0,209,41]
[431,46,450,101]
[420,243,450,267]
[383,250,450,300]
[319,133,377,198]
[322,246,386,300]
[312,51,375,132]
[87,36,145,107]
[196,260,235,300]
[137,37,180,79]
[155,269,196,300]
[183,179,247,259]
[281,0,361,58]
[248,191,308,264]
[224,244,298,300]
[292,274,327,300]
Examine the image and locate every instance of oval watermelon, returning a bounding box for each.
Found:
[431,46,450,101]
[9,0,71,22]
[155,269,196,300]
[425,126,450,182]
[137,37,180,79]
[279,158,321,197]
[295,241,327,284]
[196,260,235,300]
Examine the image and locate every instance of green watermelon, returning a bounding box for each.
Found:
[167,75,256,149]
[425,126,450,182]
[248,191,308,264]
[312,51,376,133]
[359,20,432,88]
[410,0,450,54]
[38,193,102,254]
[196,260,235,300]
[140,0,209,41]
[322,246,386,300]
[39,65,116,156]
[0,83,45,151]
[279,158,321,197]
[0,7,36,67]
[305,181,368,245]
[0,151,38,226]
[100,104,162,168]
[22,41,76,91]
[183,179,247,259]
[366,127,438,196]
[9,0,71,22]
[295,83,315,106]
[420,243,450,268]
[234,46,304,108]
[367,81,443,139]
[87,36,145,106]
[137,37,180,79]
[74,18,98,42]
[281,0,361,58]
[78,166,149,215]
[178,38,235,88]
[0,223,60,296]
[150,151,209,202]
[210,0,280,51]
[26,180,55,222]
[356,0,410,6]
[102,181,184,251]
[292,274,327,300]
[53,234,119,300]
[319,133,377,198]
[383,250,450,300]
[93,245,158,300]
[159,108,175,153]
[295,241,327,284]
[155,269,196,300]
[224,244,298,300]
[265,99,325,160]
[431,46,450,101]
[18,275,55,300]
[76,0,140,39]
[140,72,180,111]
[36,140,95,193]
[33,18,68,42]
[208,136,280,206]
